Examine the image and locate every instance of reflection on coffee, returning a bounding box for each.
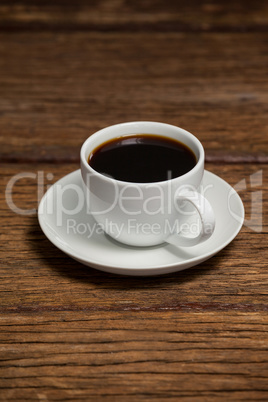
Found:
[88,134,197,183]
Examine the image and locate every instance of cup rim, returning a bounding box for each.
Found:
[80,121,204,186]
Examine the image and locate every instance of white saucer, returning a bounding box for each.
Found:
[38,170,244,276]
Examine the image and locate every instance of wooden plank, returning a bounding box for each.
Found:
[0,0,268,32]
[0,311,267,400]
[0,163,267,311]
[0,163,267,399]
[0,32,268,163]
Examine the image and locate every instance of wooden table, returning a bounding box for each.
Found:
[0,1,267,400]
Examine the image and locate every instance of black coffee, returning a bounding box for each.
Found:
[88,134,197,183]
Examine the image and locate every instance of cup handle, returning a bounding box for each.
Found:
[166,190,215,247]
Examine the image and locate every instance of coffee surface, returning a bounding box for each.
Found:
[88,134,197,183]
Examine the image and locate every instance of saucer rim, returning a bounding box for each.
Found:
[38,169,244,275]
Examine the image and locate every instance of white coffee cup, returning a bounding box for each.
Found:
[80,121,215,247]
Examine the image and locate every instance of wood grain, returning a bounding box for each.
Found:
[0,311,267,401]
[0,0,268,32]
[0,32,268,163]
